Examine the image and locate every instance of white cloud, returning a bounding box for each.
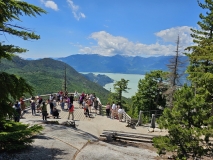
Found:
[155,26,193,46]
[78,29,193,57]
[67,0,86,20]
[40,0,58,11]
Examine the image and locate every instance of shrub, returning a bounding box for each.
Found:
[0,120,43,152]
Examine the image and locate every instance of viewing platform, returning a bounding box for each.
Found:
[20,100,167,138]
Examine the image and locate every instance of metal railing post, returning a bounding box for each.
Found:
[150,114,155,128]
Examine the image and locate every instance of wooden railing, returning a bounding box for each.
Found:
[122,111,132,122]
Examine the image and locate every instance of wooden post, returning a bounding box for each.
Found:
[150,114,155,129]
[136,110,143,126]
[99,105,102,115]
[123,109,126,122]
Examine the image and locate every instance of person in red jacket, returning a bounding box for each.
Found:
[68,104,74,120]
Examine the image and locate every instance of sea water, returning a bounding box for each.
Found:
[81,72,145,98]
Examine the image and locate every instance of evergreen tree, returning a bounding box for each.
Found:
[154,85,213,159]
[185,0,213,98]
[0,0,46,151]
[131,70,167,118]
[154,1,213,159]
[113,78,130,107]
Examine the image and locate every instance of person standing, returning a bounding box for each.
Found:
[49,100,54,115]
[93,98,100,115]
[30,98,36,115]
[111,102,117,119]
[40,101,47,121]
[69,94,74,105]
[68,104,74,120]
[66,97,70,110]
[118,106,124,122]
[87,98,92,113]
[14,101,21,122]
[105,103,111,117]
[49,94,53,101]
[85,99,90,118]
[20,97,26,118]
[60,95,64,110]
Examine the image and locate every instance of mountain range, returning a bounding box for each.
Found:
[57,54,189,74]
[0,56,110,103]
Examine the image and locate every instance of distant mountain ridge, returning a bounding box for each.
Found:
[57,54,189,74]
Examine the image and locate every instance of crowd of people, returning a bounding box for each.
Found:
[11,91,126,122]
[105,102,125,122]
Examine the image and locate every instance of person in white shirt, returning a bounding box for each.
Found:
[49,94,53,101]
[111,102,117,119]
[118,106,124,122]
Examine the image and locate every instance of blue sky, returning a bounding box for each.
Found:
[5,0,203,59]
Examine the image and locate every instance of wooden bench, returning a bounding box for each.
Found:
[100,130,154,143]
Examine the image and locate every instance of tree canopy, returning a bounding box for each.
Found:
[153,0,213,159]
[131,70,167,117]
[0,0,46,151]
[0,0,46,60]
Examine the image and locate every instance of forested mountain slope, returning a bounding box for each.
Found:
[0,56,110,103]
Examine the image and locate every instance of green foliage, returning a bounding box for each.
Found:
[113,78,130,106]
[185,0,213,96]
[0,72,33,120]
[154,1,213,157]
[0,0,46,152]
[0,120,43,152]
[0,0,46,60]
[154,85,213,159]
[154,1,213,158]
[131,70,167,118]
[0,0,45,120]
[0,57,111,104]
